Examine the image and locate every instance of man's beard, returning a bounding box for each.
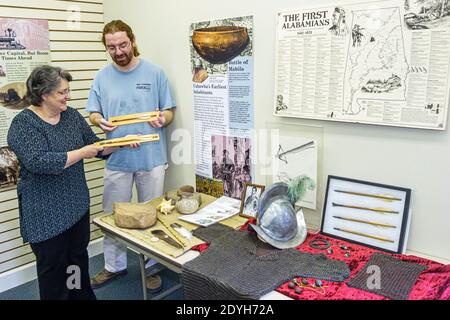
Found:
[112,50,133,66]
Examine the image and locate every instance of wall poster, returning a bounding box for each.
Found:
[265,122,323,212]
[189,16,254,199]
[0,18,50,190]
[274,0,450,130]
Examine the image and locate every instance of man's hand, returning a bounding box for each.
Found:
[98,118,117,132]
[125,134,141,148]
[89,112,117,132]
[148,113,166,128]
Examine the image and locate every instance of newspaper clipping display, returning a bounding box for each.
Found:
[274,0,450,130]
[0,18,50,190]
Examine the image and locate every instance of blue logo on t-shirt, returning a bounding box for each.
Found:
[136,83,151,91]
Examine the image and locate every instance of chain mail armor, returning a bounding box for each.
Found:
[182,230,350,299]
[192,223,234,243]
[347,252,427,300]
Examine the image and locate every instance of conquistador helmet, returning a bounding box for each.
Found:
[249,182,307,249]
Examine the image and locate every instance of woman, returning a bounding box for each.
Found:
[7,65,116,300]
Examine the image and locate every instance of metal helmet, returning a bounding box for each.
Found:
[249,182,307,249]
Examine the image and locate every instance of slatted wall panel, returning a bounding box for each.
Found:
[0,0,106,274]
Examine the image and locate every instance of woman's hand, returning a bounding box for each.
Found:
[65,144,103,168]
[80,144,104,159]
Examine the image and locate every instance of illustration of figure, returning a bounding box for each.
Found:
[0,66,5,77]
[212,160,219,179]
[352,24,365,47]
[242,164,252,182]
[233,166,249,199]
[6,28,16,38]
[220,150,234,196]
[329,7,348,36]
[404,0,409,11]
[233,137,248,167]
[276,94,288,112]
[192,58,208,83]
[243,186,259,217]
[244,148,250,165]
[222,163,235,196]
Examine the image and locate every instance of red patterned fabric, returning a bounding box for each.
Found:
[190,225,450,300]
[278,232,450,300]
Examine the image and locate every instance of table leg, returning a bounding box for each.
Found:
[139,253,147,300]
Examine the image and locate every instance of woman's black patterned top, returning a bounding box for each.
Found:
[7,107,101,243]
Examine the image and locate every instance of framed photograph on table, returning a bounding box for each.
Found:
[239,183,265,219]
[321,175,411,254]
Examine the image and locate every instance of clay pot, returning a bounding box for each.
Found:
[176,192,202,214]
[164,190,180,204]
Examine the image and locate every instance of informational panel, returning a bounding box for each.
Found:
[265,122,323,212]
[274,0,450,130]
[0,18,50,191]
[189,16,254,199]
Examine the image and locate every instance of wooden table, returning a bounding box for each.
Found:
[93,193,290,300]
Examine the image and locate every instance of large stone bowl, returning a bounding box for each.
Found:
[192,26,249,64]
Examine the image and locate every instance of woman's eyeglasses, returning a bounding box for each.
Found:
[55,88,71,97]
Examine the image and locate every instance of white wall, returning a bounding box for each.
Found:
[104,0,450,263]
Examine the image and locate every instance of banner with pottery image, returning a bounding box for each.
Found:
[190,16,254,198]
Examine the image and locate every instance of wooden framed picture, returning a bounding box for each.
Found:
[321,175,411,253]
[239,183,265,219]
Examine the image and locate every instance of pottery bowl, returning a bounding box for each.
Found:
[192,26,249,64]
[176,192,202,214]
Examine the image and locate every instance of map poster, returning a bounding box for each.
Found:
[274,0,450,130]
[0,18,50,190]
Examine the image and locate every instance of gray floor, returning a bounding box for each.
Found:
[0,250,184,300]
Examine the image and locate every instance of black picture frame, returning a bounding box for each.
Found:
[320,175,411,254]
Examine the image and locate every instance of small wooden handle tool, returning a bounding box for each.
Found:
[95,134,160,147]
[109,111,160,126]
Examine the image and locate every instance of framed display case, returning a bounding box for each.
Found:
[321,175,411,253]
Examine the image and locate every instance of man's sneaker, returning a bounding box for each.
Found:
[90,268,128,289]
[146,274,163,293]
